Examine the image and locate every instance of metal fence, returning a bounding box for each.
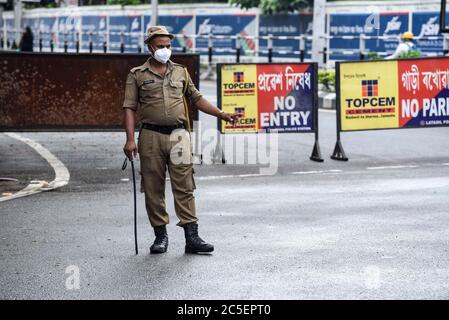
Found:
[2,28,449,66]
[0,52,200,130]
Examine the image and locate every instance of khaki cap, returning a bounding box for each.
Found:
[144,25,174,44]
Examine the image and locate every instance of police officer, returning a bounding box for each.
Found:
[122,26,238,254]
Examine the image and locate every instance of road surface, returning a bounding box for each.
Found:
[1,81,449,299]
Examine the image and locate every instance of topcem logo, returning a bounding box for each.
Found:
[234,72,244,83]
[362,80,378,97]
[234,107,245,117]
[223,71,255,95]
[345,79,396,114]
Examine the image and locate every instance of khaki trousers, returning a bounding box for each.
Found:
[138,128,197,227]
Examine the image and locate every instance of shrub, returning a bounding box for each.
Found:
[318,70,336,91]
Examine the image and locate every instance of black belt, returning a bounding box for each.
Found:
[141,122,185,135]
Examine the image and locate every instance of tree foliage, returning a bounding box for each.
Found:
[318,70,335,91]
[229,0,313,14]
[106,0,143,5]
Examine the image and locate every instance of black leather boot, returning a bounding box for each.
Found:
[183,223,214,254]
[150,225,168,254]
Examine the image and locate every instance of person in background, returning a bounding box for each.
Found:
[385,31,415,60]
[19,26,34,52]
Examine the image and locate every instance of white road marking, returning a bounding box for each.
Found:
[1,193,13,197]
[194,173,272,181]
[1,130,443,201]
[367,165,419,170]
[1,181,49,202]
[292,170,342,175]
[0,133,70,202]
[192,163,436,180]
[165,173,270,182]
[193,170,343,181]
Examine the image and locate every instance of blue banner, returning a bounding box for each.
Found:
[412,12,443,55]
[196,14,257,56]
[259,14,312,59]
[143,15,194,53]
[329,13,368,61]
[368,13,409,54]
[35,16,58,50]
[4,18,15,47]
[13,9,449,59]
[81,15,107,51]
[329,13,409,61]
[109,15,142,53]
[302,14,313,60]
[57,16,81,51]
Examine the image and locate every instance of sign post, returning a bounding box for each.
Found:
[332,57,449,160]
[440,0,449,33]
[217,62,323,162]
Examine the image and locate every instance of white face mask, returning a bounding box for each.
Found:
[151,46,172,64]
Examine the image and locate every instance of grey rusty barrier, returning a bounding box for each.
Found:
[0,52,200,131]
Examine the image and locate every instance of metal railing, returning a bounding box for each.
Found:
[0,28,312,62]
[321,34,449,63]
[2,28,449,65]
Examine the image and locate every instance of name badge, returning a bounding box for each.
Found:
[142,79,154,85]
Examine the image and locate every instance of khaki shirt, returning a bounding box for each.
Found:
[122,58,202,126]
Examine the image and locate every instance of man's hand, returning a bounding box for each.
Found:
[220,112,241,124]
[193,97,241,125]
[124,140,138,160]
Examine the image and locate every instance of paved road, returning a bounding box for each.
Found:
[1,81,449,299]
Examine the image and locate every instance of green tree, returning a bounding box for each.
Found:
[106,0,143,5]
[229,0,313,14]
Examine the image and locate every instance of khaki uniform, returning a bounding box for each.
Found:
[123,58,202,227]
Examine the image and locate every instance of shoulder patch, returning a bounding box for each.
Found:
[171,62,186,68]
[130,63,150,73]
[130,66,140,73]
